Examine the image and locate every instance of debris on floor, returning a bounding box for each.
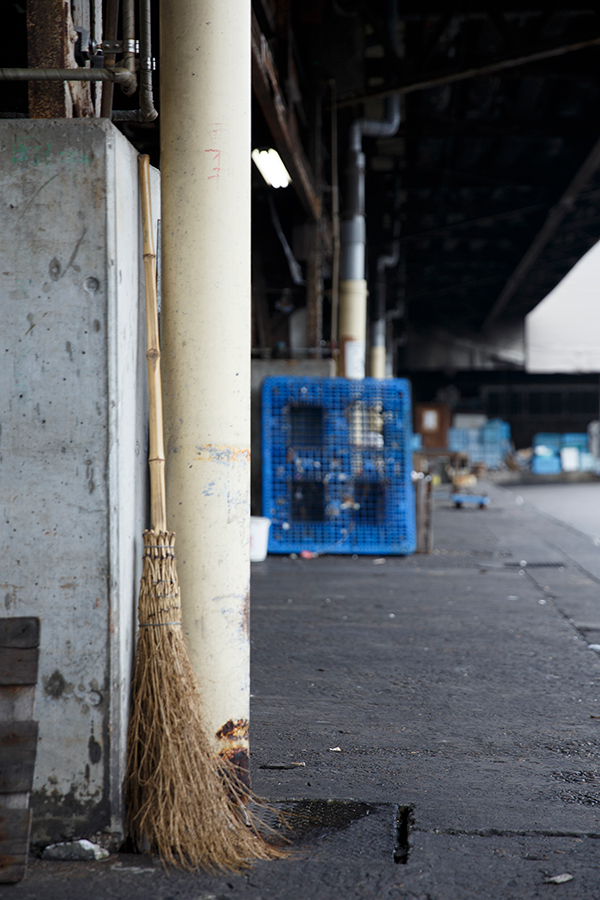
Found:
[42,840,109,861]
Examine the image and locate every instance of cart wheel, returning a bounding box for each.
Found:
[479,502,486,509]
[455,502,462,509]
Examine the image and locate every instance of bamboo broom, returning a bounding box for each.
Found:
[126,155,284,871]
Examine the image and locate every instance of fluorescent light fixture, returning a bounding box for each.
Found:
[251,148,292,188]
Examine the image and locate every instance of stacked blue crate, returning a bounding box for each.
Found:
[532,455,562,475]
[532,433,561,474]
[448,418,510,469]
[533,433,561,452]
[561,433,588,452]
[262,377,416,555]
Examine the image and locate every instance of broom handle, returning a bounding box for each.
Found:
[139,154,167,533]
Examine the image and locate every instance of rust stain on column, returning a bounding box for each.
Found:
[216,718,250,790]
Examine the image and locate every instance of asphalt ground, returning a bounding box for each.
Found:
[6,481,600,899]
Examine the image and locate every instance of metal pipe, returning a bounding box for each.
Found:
[349,95,401,154]
[370,241,399,378]
[100,0,120,118]
[121,0,137,96]
[138,0,157,119]
[0,67,136,90]
[330,80,341,371]
[339,95,400,378]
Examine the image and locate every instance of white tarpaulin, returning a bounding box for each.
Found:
[526,239,600,372]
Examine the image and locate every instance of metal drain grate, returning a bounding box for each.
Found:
[250,798,412,863]
[394,805,413,864]
[504,561,566,568]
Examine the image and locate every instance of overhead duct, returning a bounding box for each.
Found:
[339,94,400,378]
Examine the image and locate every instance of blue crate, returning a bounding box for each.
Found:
[533,433,561,451]
[467,447,504,469]
[448,427,475,451]
[532,454,561,475]
[561,433,588,451]
[262,377,416,555]
[481,418,511,442]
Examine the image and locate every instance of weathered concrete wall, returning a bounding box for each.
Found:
[0,120,159,844]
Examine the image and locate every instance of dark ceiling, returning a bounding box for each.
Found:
[327,4,600,335]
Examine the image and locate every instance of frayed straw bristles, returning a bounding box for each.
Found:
[126,529,286,871]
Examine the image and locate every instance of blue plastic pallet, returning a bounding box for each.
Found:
[262,377,416,555]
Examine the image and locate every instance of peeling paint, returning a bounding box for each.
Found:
[215,718,250,789]
[212,592,250,641]
[241,591,250,638]
[195,443,250,466]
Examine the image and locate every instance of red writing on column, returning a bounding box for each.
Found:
[205,148,222,185]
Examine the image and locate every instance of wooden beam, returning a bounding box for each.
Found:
[336,35,600,108]
[0,619,39,649]
[251,11,321,220]
[0,723,38,794]
[0,808,32,884]
[483,134,600,329]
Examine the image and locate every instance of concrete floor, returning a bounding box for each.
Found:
[505,482,600,544]
[6,482,600,899]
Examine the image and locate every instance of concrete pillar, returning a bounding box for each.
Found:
[160,0,252,779]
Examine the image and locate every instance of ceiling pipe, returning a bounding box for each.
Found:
[338,94,400,378]
[0,67,136,91]
[138,0,158,120]
[120,0,137,96]
[370,240,399,378]
[100,0,120,117]
[1,0,158,120]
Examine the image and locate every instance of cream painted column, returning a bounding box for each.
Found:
[369,345,386,378]
[160,0,251,780]
[338,279,367,378]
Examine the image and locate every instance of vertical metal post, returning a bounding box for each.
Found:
[100,0,120,118]
[160,0,252,782]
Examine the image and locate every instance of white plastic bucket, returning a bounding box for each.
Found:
[250,516,271,562]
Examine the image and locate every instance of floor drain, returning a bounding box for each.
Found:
[393,805,412,864]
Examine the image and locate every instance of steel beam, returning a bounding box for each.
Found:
[336,36,600,108]
[483,134,600,329]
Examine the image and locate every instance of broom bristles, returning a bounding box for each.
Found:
[126,529,286,871]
